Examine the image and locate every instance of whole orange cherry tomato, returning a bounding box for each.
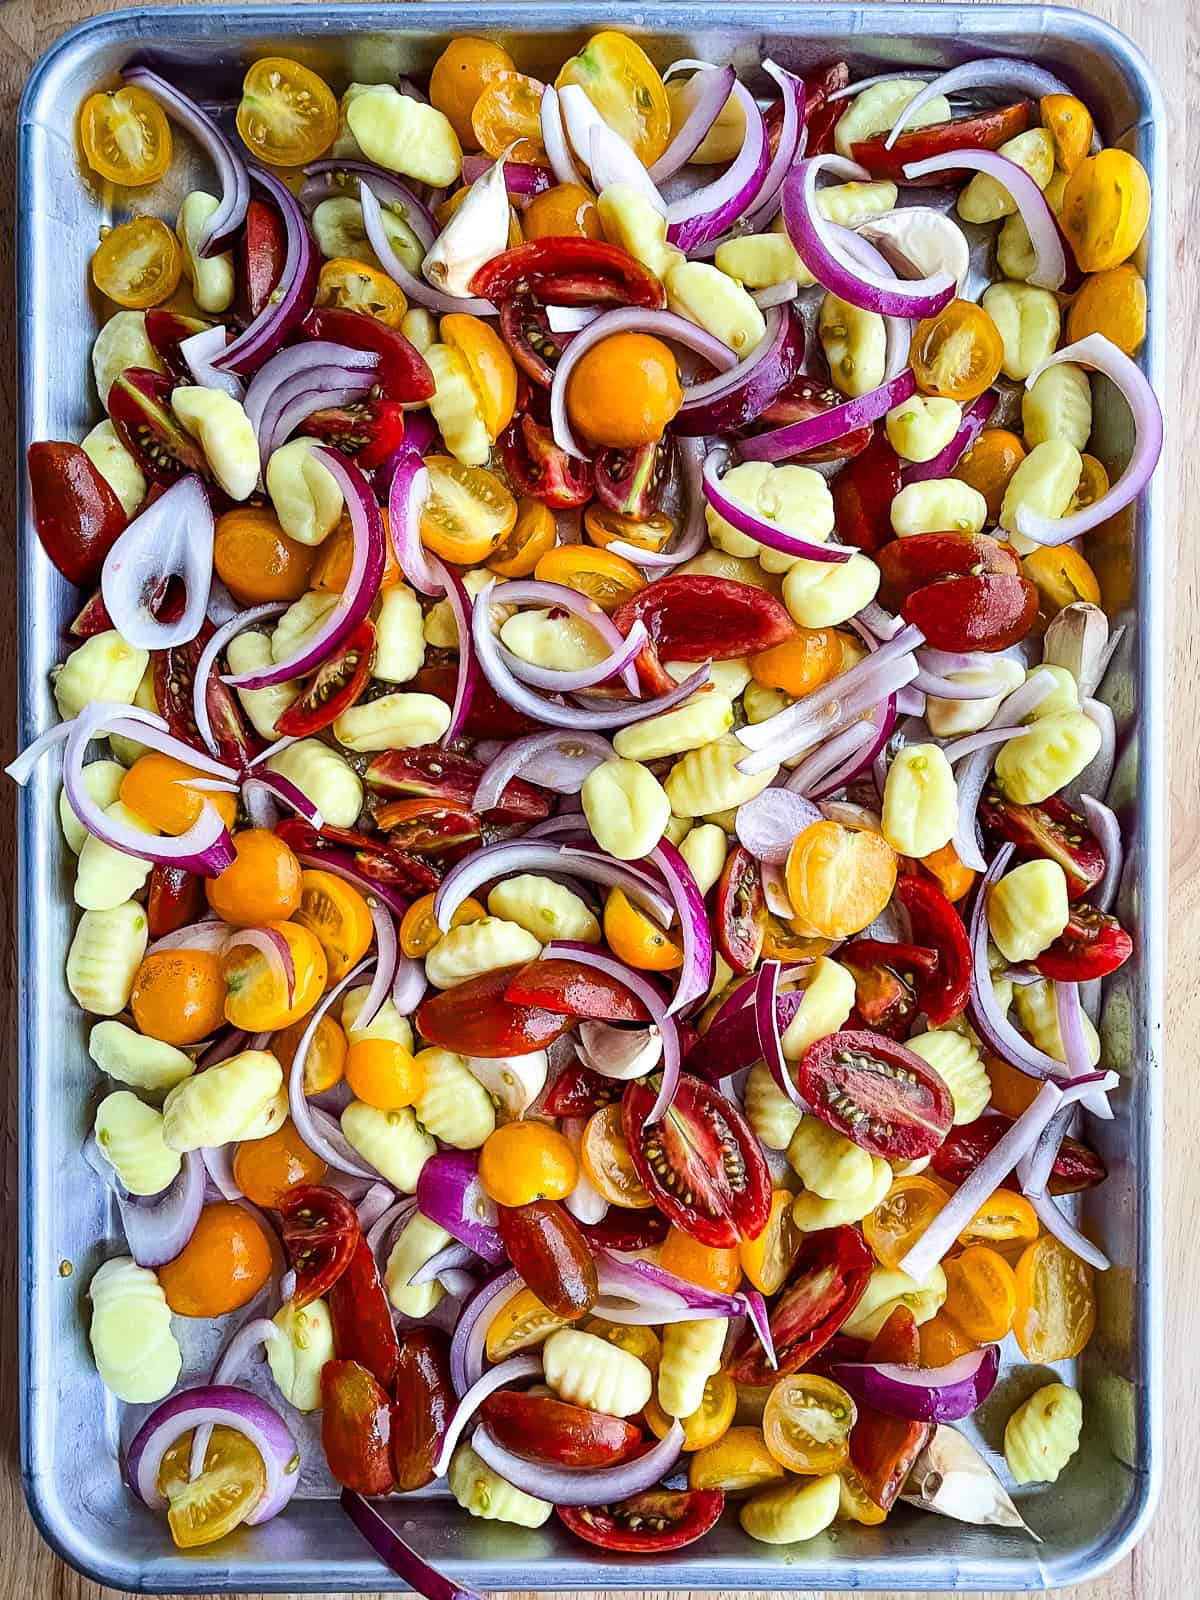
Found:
[131,949,226,1046]
[206,829,303,927]
[429,37,516,148]
[523,182,602,241]
[214,507,317,604]
[1065,263,1147,354]
[1060,149,1150,273]
[120,752,239,836]
[566,332,683,449]
[223,920,328,1031]
[311,508,402,592]
[158,1201,275,1316]
[910,299,1005,402]
[232,1118,328,1205]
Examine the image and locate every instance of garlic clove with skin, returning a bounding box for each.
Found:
[421,151,513,298]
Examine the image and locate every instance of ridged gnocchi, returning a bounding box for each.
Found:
[448,1441,553,1527]
[890,478,987,538]
[161,1050,283,1152]
[780,959,857,1061]
[94,1089,181,1195]
[994,711,1102,804]
[59,759,125,853]
[1014,978,1101,1065]
[333,691,451,752]
[705,461,834,568]
[487,874,601,944]
[881,743,958,858]
[176,191,235,313]
[74,802,157,909]
[1022,362,1093,451]
[612,690,734,763]
[739,1472,841,1544]
[981,281,1061,382]
[341,1101,436,1191]
[791,1156,891,1231]
[267,1295,335,1412]
[657,1318,728,1418]
[373,583,427,682]
[173,387,259,502]
[781,551,881,628]
[745,1060,804,1151]
[582,758,671,861]
[987,858,1070,961]
[266,439,343,546]
[226,631,300,739]
[89,1019,196,1092]
[413,1048,496,1147]
[957,129,1055,222]
[67,901,148,1016]
[425,568,500,647]
[266,738,363,829]
[1004,1382,1083,1484]
[925,656,1025,739]
[88,1256,181,1403]
[908,1029,991,1124]
[385,1211,454,1317]
[423,916,542,989]
[841,1263,947,1340]
[542,1327,653,1417]
[819,293,886,398]
[667,259,765,355]
[54,630,149,721]
[666,737,777,818]
[787,1113,876,1200]
[311,195,423,272]
[999,439,1083,538]
[597,183,682,280]
[343,987,414,1050]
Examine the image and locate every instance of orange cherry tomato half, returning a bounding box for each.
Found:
[214,506,317,603]
[315,256,408,327]
[523,182,603,241]
[80,85,173,185]
[236,56,338,167]
[232,1118,328,1206]
[910,298,1005,402]
[1013,1233,1097,1362]
[429,36,516,148]
[785,820,897,941]
[555,31,671,167]
[91,216,182,309]
[120,751,238,836]
[205,828,303,928]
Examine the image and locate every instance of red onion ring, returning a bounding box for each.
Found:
[903,149,1066,290]
[115,1147,206,1268]
[425,554,479,742]
[490,578,645,696]
[540,85,584,187]
[340,1488,489,1599]
[416,1152,504,1266]
[180,325,243,400]
[100,473,213,650]
[1053,979,1096,1083]
[434,838,674,932]
[676,304,804,437]
[449,1269,521,1395]
[645,838,714,1016]
[473,1416,685,1504]
[787,716,878,799]
[224,926,295,1006]
[735,787,822,865]
[666,81,769,252]
[353,899,399,1033]
[245,341,380,464]
[702,447,850,562]
[737,368,917,463]
[756,959,806,1109]
[651,64,738,182]
[884,59,1095,151]
[214,168,318,376]
[1078,794,1122,913]
[146,918,231,957]
[433,1352,544,1476]
[942,725,1027,763]
[474,731,614,812]
[742,61,807,232]
[359,179,498,317]
[242,770,323,827]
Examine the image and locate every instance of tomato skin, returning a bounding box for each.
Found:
[622,1073,772,1249]
[275,818,440,900]
[108,367,211,484]
[932,1113,1107,1195]
[576,1206,669,1251]
[755,376,871,461]
[612,575,796,662]
[278,1185,361,1307]
[904,572,1040,653]
[321,1360,394,1495]
[839,948,922,1040]
[848,1306,931,1509]
[482,1392,642,1468]
[714,846,766,975]
[557,1488,725,1552]
[726,1225,875,1384]
[497,1200,599,1320]
[850,101,1031,182]
[329,1233,402,1390]
[978,789,1105,898]
[1033,903,1133,980]
[543,1061,624,1118]
[362,744,551,824]
[876,531,1021,611]
[301,307,434,402]
[498,298,569,388]
[301,395,407,470]
[275,618,376,737]
[390,1328,455,1492]
[373,796,481,859]
[144,309,214,379]
[830,427,904,554]
[799,1029,954,1160]
[27,441,128,585]
[471,238,668,310]
[894,875,973,1026]
[240,197,287,321]
[409,662,541,741]
[801,61,851,155]
[504,959,653,1023]
[146,864,206,939]
[417,964,575,1057]
[499,414,595,508]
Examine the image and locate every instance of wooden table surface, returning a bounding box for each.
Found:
[0,0,1194,1595]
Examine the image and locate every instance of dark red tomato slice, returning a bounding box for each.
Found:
[154,620,258,768]
[301,306,434,402]
[146,863,206,940]
[894,874,973,1025]
[410,663,542,740]
[390,1327,455,1491]
[557,1488,725,1552]
[978,788,1105,899]
[504,959,653,1023]
[714,845,766,975]
[240,196,287,320]
[903,572,1040,653]
[108,367,211,484]
[70,587,116,637]
[329,1233,401,1389]
[1034,903,1132,980]
[798,1029,954,1160]
[576,1205,669,1251]
[611,575,796,662]
[482,1392,641,1468]
[499,297,567,387]
[470,237,667,310]
[931,1113,1107,1195]
[876,530,1021,610]
[362,744,551,824]
[850,101,1031,182]
[594,438,671,518]
[372,795,481,859]
[276,618,375,737]
[802,61,850,155]
[278,1184,360,1307]
[144,308,213,378]
[301,395,407,470]
[543,1060,625,1117]
[276,816,441,898]
[499,412,595,507]
[27,440,128,586]
[838,947,923,1040]
[496,1200,598,1320]
[622,1072,771,1249]
[726,1224,875,1383]
[848,1305,930,1510]
[756,376,872,461]
[831,426,904,554]
[320,1359,394,1495]
[416,963,575,1056]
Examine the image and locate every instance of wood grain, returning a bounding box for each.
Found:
[0,1,1193,1596]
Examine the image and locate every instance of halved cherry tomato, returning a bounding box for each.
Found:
[499,413,595,507]
[275,816,440,900]
[582,1103,654,1208]
[622,1073,771,1249]
[240,197,287,321]
[155,620,257,769]
[958,1189,1040,1249]
[498,298,570,387]
[278,1184,360,1307]
[27,441,127,586]
[390,1328,455,1491]
[848,1306,930,1509]
[488,496,557,577]
[903,572,1040,653]
[798,1029,954,1160]
[92,216,182,309]
[141,310,212,381]
[942,1245,1017,1342]
[442,311,518,438]
[80,84,172,185]
[785,820,898,941]
[505,958,652,1022]
[830,426,904,554]
[429,36,516,147]
[275,618,375,736]
[577,1206,669,1251]
[420,454,517,564]
[763,1372,857,1473]
[915,838,976,903]
[543,1061,624,1118]
[753,376,872,460]
[612,575,795,661]
[316,256,409,326]
[320,1360,394,1495]
[275,1009,347,1097]
[750,626,844,697]
[69,587,116,637]
[214,506,317,604]
[471,237,668,310]
[555,31,671,166]
[236,56,338,167]
[919,1311,977,1366]
[301,306,434,402]
[293,867,374,982]
[399,890,486,958]
[301,394,407,470]
[157,1201,274,1317]
[373,796,481,859]
[146,863,206,939]
[159,1424,266,1549]
[714,845,765,975]
[644,1372,736,1451]
[978,787,1106,898]
[416,963,574,1056]
[800,61,850,155]
[483,1392,640,1467]
[534,544,645,610]
[894,874,973,1025]
[471,70,547,163]
[593,437,672,519]
[362,744,551,824]
[496,1200,598,1319]
[931,1113,1107,1195]
[850,102,1031,182]
[727,1225,875,1383]
[108,367,209,483]
[863,1175,949,1270]
[486,1288,569,1362]
[121,751,238,836]
[1013,1233,1097,1361]
[329,1233,401,1388]
[1034,902,1133,980]
[557,1488,724,1553]
[911,298,1005,402]
[604,888,682,972]
[876,530,1021,611]
[410,663,542,741]
[839,945,923,1040]
[953,427,1026,523]
[739,1189,803,1295]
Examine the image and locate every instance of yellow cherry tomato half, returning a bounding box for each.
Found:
[533,544,645,610]
[863,1175,950,1271]
[471,71,548,164]
[429,37,516,149]
[120,751,239,836]
[1060,148,1151,273]
[603,887,682,971]
[420,454,517,565]
[942,1244,1018,1343]
[441,312,518,439]
[479,1120,578,1205]
[487,497,557,577]
[584,503,674,554]
[292,867,375,983]
[646,1372,737,1451]
[223,919,328,1032]
[236,56,338,167]
[555,31,671,167]
[910,298,1005,402]
[581,1103,653,1207]
[80,85,173,186]
[762,1373,857,1474]
[315,256,408,326]
[91,216,182,309]
[785,820,897,940]
[1013,1233,1097,1362]
[159,1425,267,1549]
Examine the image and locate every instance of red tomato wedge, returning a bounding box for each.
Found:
[798,1029,954,1160]
[390,1328,455,1492]
[481,1392,642,1468]
[320,1359,394,1495]
[504,958,653,1022]
[278,1185,360,1307]
[848,1305,931,1509]
[27,440,127,586]
[612,575,796,662]
[850,101,1031,182]
[894,874,973,1026]
[416,964,575,1056]
[830,426,904,554]
[328,1233,402,1390]
[726,1224,874,1383]
[470,237,668,309]
[557,1489,725,1552]
[932,1114,1107,1195]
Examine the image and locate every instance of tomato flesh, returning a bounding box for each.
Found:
[482,1392,642,1467]
[27,441,128,586]
[416,964,574,1056]
[576,1206,669,1251]
[612,575,796,661]
[543,1061,624,1118]
[876,531,1021,611]
[801,61,851,155]
[276,618,375,737]
[301,395,407,470]
[894,875,973,1026]
[373,795,481,859]
[840,949,922,1040]
[850,101,1031,182]
[727,1225,874,1383]
[363,744,551,824]
[328,1233,401,1389]
[278,1184,360,1306]
[155,621,257,770]
[504,958,653,1023]
[1034,903,1133,980]
[146,863,206,939]
[978,789,1105,899]
[557,1489,725,1552]
[496,1200,598,1320]
[799,1029,954,1160]
[757,376,872,461]
[500,413,595,507]
[108,367,210,484]
[902,572,1040,653]
[320,1359,394,1495]
[933,1113,1107,1195]
[499,298,569,387]
[714,845,766,975]
[390,1328,455,1492]
[301,307,435,402]
[848,1306,930,1509]
[471,238,668,310]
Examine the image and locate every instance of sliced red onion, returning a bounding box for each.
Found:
[473,1417,685,1503]
[742,61,807,232]
[365,1195,418,1267]
[942,725,1026,763]
[5,720,71,784]
[201,1142,243,1199]
[491,578,644,696]
[192,602,287,756]
[214,169,318,376]
[903,150,1066,290]
[827,71,940,103]
[885,59,1090,150]
[245,341,379,458]
[425,554,479,742]
[787,716,877,800]
[832,1345,1001,1424]
[147,919,231,957]
[1053,980,1098,1086]
[225,449,384,688]
[830,226,913,382]
[449,1269,520,1395]
[912,656,1011,699]
[645,838,713,1016]
[742,1290,778,1369]
[354,1180,398,1236]
[608,436,710,568]
[549,306,738,460]
[1077,696,1116,802]
[738,368,917,463]
[703,446,850,562]
[391,953,426,1013]
[462,153,553,196]
[101,474,213,650]
[1078,795,1122,913]
[432,1353,543,1477]
[735,787,822,864]
[539,85,583,187]
[858,601,905,641]
[198,1027,252,1068]
[595,1249,744,1317]
[180,325,243,400]
[474,732,613,812]
[301,159,439,249]
[504,618,648,694]
[951,672,1058,871]
[127,1384,299,1524]
[589,122,665,214]
[350,899,398,1033]
[122,68,249,255]
[359,180,498,317]
[667,82,768,252]
[225,927,295,1006]
[903,391,997,486]
[435,838,673,932]
[651,64,738,182]
[416,1152,505,1264]
[1016,1101,1073,1197]
[756,959,806,1109]
[1028,1190,1112,1270]
[291,845,412,920]
[388,450,441,596]
[286,957,381,1178]
[341,1488,488,1600]
[243,771,323,828]
[115,1148,205,1268]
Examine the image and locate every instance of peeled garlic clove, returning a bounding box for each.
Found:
[900,1424,1039,1539]
[422,154,512,298]
[465,1050,549,1116]
[576,1020,663,1080]
[857,206,971,293]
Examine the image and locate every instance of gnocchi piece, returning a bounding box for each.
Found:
[908,1029,991,1124]
[173,387,260,502]
[666,259,766,355]
[745,1060,804,1151]
[679,822,728,897]
[790,1156,892,1232]
[781,551,881,628]
[841,1263,948,1340]
[1004,1382,1083,1484]
[53,630,149,721]
[714,231,811,291]
[658,1318,729,1418]
[1026,663,1080,719]
[75,802,157,910]
[817,180,898,227]
[88,1019,196,1093]
[94,1089,181,1195]
[612,690,734,763]
[266,438,344,547]
[818,293,886,398]
[671,79,744,162]
[311,195,424,273]
[543,1327,653,1417]
[92,310,164,408]
[500,607,608,671]
[834,80,951,160]
[59,759,126,854]
[665,658,753,699]
[266,737,363,828]
[925,656,1025,739]
[334,691,452,752]
[597,183,684,281]
[385,1211,454,1317]
[1014,977,1101,1065]
[108,660,159,767]
[272,591,339,664]
[373,583,427,682]
[343,987,415,1050]
[81,420,146,517]
[267,1296,335,1412]
[401,305,438,353]
[996,171,1069,279]
[743,681,793,726]
[890,478,987,538]
[676,548,774,588]
[987,858,1070,962]
[161,1049,283,1152]
[226,631,301,739]
[346,85,462,186]
[341,1101,436,1191]
[423,917,542,990]
[780,958,857,1061]
[787,1113,876,1200]
[1022,362,1093,452]
[67,901,148,1016]
[993,710,1102,804]
[881,743,958,858]
[240,1085,289,1143]
[88,1256,181,1404]
[739,1472,841,1544]
[957,128,1056,222]
[487,874,601,944]
[999,438,1084,540]
[448,1441,553,1527]
[705,460,834,566]
[413,1047,497,1147]
[425,342,491,466]
[885,396,962,464]
[582,758,671,861]
[980,281,1061,382]
[665,737,777,818]
[175,191,235,313]
[425,568,500,647]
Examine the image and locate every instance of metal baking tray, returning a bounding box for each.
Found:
[17,3,1166,1591]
